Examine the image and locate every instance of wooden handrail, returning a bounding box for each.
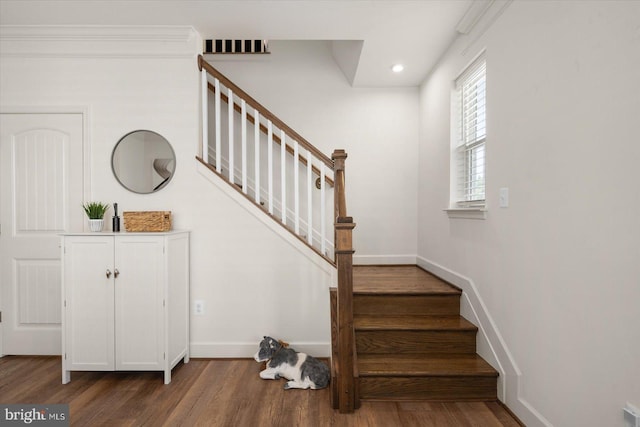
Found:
[198,55,333,168]
[331,149,357,413]
[208,82,334,187]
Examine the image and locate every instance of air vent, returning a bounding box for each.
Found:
[203,39,269,54]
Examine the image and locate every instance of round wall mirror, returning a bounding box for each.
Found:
[111,130,176,194]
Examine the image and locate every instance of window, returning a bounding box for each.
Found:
[453,54,486,208]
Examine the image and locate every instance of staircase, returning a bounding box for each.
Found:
[197,56,496,409]
[349,265,498,401]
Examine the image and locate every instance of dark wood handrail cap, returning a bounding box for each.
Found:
[332,149,348,160]
[336,217,354,224]
[335,249,356,255]
[335,223,356,231]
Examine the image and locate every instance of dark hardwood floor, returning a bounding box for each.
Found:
[0,356,522,426]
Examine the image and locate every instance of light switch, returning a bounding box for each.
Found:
[194,300,205,315]
[499,187,509,208]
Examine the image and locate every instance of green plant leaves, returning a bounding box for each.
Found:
[82,202,109,219]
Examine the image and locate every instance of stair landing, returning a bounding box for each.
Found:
[354,265,460,294]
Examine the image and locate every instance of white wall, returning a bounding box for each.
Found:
[208,41,420,264]
[0,27,334,358]
[418,2,640,426]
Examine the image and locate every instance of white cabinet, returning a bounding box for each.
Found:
[61,231,189,384]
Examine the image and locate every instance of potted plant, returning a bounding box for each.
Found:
[82,202,109,232]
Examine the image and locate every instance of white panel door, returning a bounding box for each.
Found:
[0,113,84,355]
[114,236,164,370]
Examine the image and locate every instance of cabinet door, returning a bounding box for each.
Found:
[114,236,164,370]
[63,236,114,370]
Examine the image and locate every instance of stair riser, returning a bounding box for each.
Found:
[359,376,497,401]
[354,295,461,316]
[356,331,477,354]
[346,267,498,403]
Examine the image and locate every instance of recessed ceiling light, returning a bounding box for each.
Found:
[392,64,404,73]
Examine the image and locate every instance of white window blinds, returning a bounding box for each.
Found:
[455,55,486,206]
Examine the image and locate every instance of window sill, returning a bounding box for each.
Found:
[444,208,487,220]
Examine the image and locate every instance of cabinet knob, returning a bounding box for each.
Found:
[106,269,112,278]
[114,269,120,278]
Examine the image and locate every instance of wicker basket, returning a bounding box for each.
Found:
[123,211,172,232]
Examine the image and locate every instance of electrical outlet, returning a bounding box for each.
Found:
[194,300,205,316]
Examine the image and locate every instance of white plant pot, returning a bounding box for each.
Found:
[88,219,104,232]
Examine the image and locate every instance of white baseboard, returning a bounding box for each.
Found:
[416,255,551,427]
[353,254,417,265]
[190,342,331,359]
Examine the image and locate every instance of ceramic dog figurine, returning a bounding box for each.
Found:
[253,336,330,390]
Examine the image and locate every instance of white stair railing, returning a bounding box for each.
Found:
[198,56,335,261]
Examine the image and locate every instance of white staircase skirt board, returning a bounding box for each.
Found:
[209,152,333,252]
[416,255,552,427]
[196,160,336,277]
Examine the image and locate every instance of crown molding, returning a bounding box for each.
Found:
[456,0,494,35]
[0,25,197,41]
[460,0,513,56]
[0,25,200,58]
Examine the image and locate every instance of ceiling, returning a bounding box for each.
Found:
[0,0,481,87]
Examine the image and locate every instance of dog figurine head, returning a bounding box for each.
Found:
[253,336,288,362]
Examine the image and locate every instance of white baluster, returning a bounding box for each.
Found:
[241,99,247,194]
[320,164,326,255]
[214,78,221,173]
[267,121,273,215]
[307,149,313,245]
[280,130,286,224]
[228,87,234,184]
[294,140,300,234]
[201,69,208,162]
[254,110,260,204]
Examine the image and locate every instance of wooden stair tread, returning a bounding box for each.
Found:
[354,315,477,331]
[333,264,499,403]
[353,265,459,295]
[358,354,498,377]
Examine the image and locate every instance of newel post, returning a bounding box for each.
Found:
[331,149,358,413]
